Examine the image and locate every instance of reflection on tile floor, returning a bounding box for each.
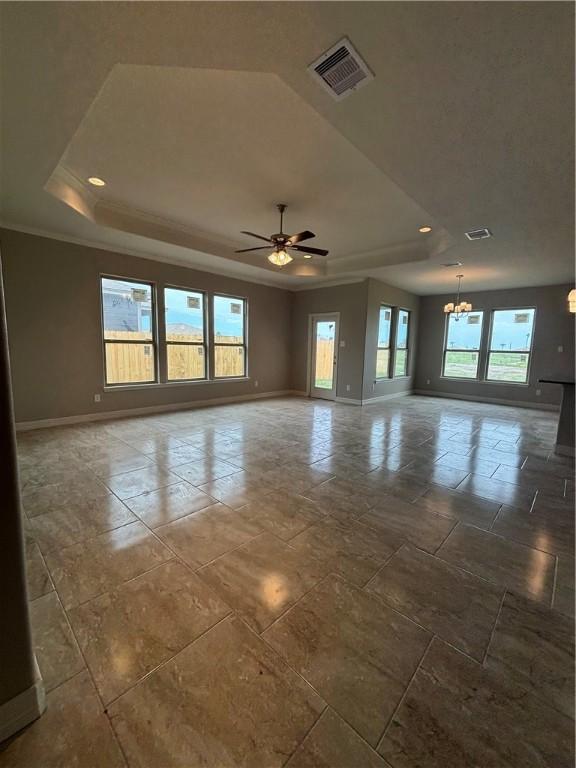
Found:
[3,395,574,766]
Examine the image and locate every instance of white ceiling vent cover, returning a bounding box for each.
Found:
[309,38,374,101]
[465,228,492,241]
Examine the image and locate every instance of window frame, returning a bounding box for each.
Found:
[441,310,485,381]
[393,308,411,378]
[100,275,158,387]
[212,292,248,380]
[164,284,208,382]
[375,304,393,380]
[484,306,536,386]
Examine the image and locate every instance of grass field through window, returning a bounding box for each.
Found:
[443,351,479,378]
[443,351,529,382]
[487,352,529,383]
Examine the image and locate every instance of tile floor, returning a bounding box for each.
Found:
[2,395,574,767]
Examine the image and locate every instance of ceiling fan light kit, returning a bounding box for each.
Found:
[235,204,329,268]
[268,249,293,267]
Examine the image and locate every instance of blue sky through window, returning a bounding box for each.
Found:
[378,307,391,347]
[164,288,204,339]
[214,295,244,340]
[490,309,535,351]
[396,309,409,349]
[446,312,484,350]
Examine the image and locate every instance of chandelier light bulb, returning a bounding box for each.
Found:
[444,275,472,319]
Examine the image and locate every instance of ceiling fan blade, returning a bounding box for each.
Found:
[291,245,329,256]
[235,246,272,253]
[240,231,273,243]
[286,230,315,245]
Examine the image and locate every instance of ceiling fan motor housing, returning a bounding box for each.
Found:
[235,202,329,259]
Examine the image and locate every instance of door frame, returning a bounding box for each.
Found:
[307,312,340,400]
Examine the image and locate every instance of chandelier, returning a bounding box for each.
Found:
[444,274,472,321]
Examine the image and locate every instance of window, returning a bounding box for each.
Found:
[164,287,206,381]
[394,309,410,377]
[376,306,392,378]
[101,277,156,385]
[486,309,535,383]
[442,311,484,379]
[213,295,246,378]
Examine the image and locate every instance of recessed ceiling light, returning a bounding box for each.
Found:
[303,254,313,259]
[443,261,463,267]
[87,176,106,187]
[418,225,432,233]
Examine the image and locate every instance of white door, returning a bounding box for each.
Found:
[310,314,339,400]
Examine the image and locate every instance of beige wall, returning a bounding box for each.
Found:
[290,281,369,401]
[5,227,567,420]
[0,229,293,422]
[414,284,575,407]
[0,253,37,710]
[290,278,421,403]
[362,278,420,401]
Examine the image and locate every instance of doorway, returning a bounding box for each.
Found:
[309,314,339,400]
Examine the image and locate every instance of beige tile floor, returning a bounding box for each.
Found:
[2,395,574,767]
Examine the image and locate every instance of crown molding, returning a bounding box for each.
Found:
[0,220,300,291]
[291,277,366,292]
[96,196,240,251]
[43,165,328,280]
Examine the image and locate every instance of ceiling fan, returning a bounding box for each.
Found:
[235,204,329,267]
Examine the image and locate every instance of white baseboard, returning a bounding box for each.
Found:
[362,390,413,405]
[15,390,301,432]
[335,391,413,406]
[0,677,45,742]
[413,389,560,412]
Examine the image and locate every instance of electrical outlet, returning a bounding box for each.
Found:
[558,345,564,353]
[339,340,346,348]
[254,380,259,388]
[94,394,101,403]
[536,389,541,396]
[426,379,431,385]
[346,384,351,392]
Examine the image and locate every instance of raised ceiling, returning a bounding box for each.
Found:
[47,64,443,279]
[0,2,573,293]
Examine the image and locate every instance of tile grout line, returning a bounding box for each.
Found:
[58,556,179,613]
[256,570,338,636]
[375,634,435,754]
[19,399,569,765]
[279,705,328,768]
[103,612,234,711]
[362,542,406,591]
[551,554,559,609]
[481,588,507,666]
[32,515,141,558]
[489,503,504,532]
[48,591,131,767]
[236,613,331,716]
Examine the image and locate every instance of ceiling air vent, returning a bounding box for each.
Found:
[465,228,492,241]
[308,38,374,101]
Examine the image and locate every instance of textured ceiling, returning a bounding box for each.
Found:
[0,2,573,294]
